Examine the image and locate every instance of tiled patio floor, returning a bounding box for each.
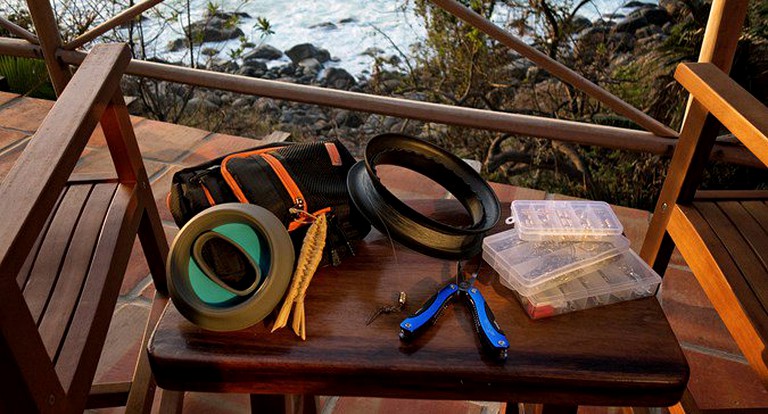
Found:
[1,91,767,413]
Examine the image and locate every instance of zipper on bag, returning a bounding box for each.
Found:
[221,146,321,232]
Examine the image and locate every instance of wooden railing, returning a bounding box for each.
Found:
[0,0,761,168]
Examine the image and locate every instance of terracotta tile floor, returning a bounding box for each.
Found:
[1,91,767,413]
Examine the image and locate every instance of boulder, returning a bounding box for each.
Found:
[309,22,337,30]
[298,58,322,76]
[615,15,648,33]
[504,59,533,79]
[243,44,283,61]
[167,38,186,52]
[635,24,663,39]
[204,10,251,19]
[362,47,385,57]
[206,58,239,73]
[639,7,671,26]
[236,65,265,77]
[285,43,331,64]
[242,59,268,72]
[232,97,253,107]
[570,16,592,32]
[659,0,686,16]
[622,1,655,8]
[186,97,218,112]
[334,110,364,128]
[609,32,636,53]
[186,17,244,43]
[321,67,357,89]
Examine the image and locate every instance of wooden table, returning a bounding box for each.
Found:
[148,196,689,413]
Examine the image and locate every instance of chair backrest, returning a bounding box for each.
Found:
[0,43,166,413]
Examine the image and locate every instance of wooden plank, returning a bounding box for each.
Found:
[262,131,291,144]
[640,103,721,265]
[639,0,749,267]
[742,201,768,234]
[101,93,169,295]
[676,63,768,167]
[430,0,677,138]
[16,187,66,289]
[23,183,92,323]
[125,292,169,413]
[718,201,768,272]
[54,184,141,410]
[85,381,130,409]
[695,202,768,312]
[0,16,39,44]
[0,44,129,284]
[25,0,70,93]
[697,0,749,73]
[695,190,768,200]
[38,183,117,359]
[668,204,768,386]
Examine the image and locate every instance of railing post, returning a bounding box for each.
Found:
[26,0,71,94]
[640,0,750,271]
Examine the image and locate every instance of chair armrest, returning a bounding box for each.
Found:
[0,43,130,277]
[676,62,768,167]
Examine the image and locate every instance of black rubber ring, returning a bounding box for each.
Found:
[347,133,500,260]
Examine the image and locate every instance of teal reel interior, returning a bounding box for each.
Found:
[188,223,271,306]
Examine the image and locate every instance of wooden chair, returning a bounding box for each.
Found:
[0,43,169,412]
[640,0,768,412]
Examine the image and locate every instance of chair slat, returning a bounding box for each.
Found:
[694,202,768,312]
[23,183,92,323]
[718,201,768,273]
[742,201,768,234]
[55,184,140,405]
[39,182,117,359]
[669,204,768,385]
[0,44,130,281]
[16,188,66,289]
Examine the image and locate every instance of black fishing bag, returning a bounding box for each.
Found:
[168,139,371,265]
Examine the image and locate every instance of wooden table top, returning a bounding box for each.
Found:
[148,197,689,407]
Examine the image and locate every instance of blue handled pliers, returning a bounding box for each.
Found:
[399,261,510,361]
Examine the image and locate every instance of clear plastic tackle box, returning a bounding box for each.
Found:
[509,200,623,241]
[503,249,662,319]
[482,228,630,296]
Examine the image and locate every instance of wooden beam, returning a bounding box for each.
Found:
[52,48,686,153]
[640,0,750,267]
[1,37,761,166]
[428,0,678,138]
[63,0,165,50]
[676,63,768,167]
[0,16,38,44]
[86,382,130,409]
[25,0,70,94]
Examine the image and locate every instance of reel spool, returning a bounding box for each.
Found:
[167,203,295,331]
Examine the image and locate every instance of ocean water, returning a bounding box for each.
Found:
[148,0,643,75]
[5,0,651,75]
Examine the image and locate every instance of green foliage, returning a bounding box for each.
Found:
[0,56,56,100]
[255,16,274,38]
